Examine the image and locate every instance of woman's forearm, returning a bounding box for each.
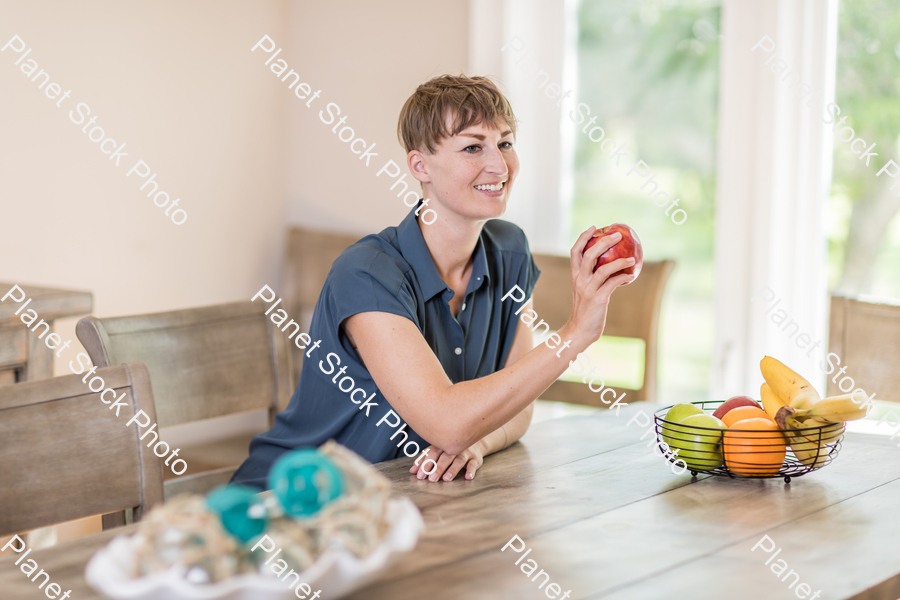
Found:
[480,402,534,456]
[444,325,586,453]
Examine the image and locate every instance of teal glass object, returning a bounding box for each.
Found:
[269,449,343,517]
[206,484,267,544]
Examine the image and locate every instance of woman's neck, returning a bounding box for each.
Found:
[417,210,484,285]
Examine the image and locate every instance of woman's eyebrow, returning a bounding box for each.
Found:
[459,130,514,141]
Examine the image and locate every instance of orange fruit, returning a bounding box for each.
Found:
[723,417,786,477]
[721,406,773,428]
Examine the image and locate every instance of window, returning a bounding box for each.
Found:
[566,0,721,405]
[827,0,900,299]
[829,0,900,430]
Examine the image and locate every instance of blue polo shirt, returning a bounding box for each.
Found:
[230,201,541,490]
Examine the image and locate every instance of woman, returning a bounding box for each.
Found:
[230,74,635,489]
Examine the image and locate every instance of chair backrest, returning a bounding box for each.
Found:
[0,362,164,535]
[282,227,361,383]
[76,301,293,428]
[531,255,676,406]
[827,293,900,400]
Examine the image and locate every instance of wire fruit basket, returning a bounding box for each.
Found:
[653,400,845,483]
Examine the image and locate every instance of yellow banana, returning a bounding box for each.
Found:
[793,393,868,424]
[760,383,789,421]
[792,420,844,444]
[760,356,821,410]
[789,436,833,467]
[793,415,838,429]
[778,414,844,467]
[759,357,850,468]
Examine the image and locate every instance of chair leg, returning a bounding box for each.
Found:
[101,511,126,530]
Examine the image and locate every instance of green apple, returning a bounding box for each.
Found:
[666,413,726,471]
[661,403,704,449]
[663,403,704,424]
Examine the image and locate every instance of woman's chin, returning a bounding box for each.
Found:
[433,195,509,221]
[476,195,508,218]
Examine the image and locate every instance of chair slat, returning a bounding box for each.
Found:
[532,256,675,406]
[0,363,163,535]
[827,294,900,400]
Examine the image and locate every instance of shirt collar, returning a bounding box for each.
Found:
[397,200,491,302]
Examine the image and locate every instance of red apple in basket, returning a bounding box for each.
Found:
[583,223,643,283]
[712,396,760,420]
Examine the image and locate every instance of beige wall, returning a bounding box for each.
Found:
[0,0,470,366]
[0,0,290,374]
[0,0,293,544]
[284,0,470,234]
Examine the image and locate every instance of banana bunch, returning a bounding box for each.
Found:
[770,396,845,467]
[759,357,864,467]
[760,356,820,410]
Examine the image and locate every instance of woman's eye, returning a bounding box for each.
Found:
[500,141,514,149]
[465,145,481,153]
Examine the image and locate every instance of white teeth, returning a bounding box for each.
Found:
[475,182,504,191]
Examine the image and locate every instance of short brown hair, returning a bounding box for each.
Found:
[397,75,518,154]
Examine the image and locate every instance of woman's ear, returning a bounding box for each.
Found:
[407,149,431,184]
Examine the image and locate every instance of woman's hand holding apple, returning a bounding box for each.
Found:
[564,226,637,345]
[585,223,644,280]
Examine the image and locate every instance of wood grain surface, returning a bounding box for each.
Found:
[1,406,898,600]
[76,301,293,497]
[0,362,164,535]
[76,301,290,428]
[0,282,93,385]
[0,283,93,325]
[827,294,900,403]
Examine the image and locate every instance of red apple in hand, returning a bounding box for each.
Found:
[583,223,643,284]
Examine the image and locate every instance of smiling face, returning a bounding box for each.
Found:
[410,116,518,221]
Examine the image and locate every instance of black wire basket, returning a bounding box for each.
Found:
[653,400,845,483]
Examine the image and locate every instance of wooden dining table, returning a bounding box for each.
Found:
[2,404,899,600]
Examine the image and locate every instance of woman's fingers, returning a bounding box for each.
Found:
[410,445,486,483]
[579,232,622,281]
[410,446,441,475]
[465,455,483,480]
[443,455,470,481]
[598,272,637,296]
[570,226,597,275]
[418,450,457,481]
[590,256,636,290]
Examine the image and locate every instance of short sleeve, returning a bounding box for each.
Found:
[324,247,419,339]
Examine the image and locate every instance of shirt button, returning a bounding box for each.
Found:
[455,348,462,355]
[462,303,466,311]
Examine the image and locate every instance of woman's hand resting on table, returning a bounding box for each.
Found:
[408,440,486,482]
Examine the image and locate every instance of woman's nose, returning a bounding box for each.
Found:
[483,146,509,175]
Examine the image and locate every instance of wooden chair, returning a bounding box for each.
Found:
[532,255,676,407]
[0,282,92,385]
[827,293,900,400]
[282,227,361,384]
[0,362,163,535]
[76,301,293,499]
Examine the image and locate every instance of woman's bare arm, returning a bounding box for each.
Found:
[342,227,634,455]
[482,298,539,453]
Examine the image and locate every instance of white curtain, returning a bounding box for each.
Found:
[712,0,838,398]
[468,0,577,254]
